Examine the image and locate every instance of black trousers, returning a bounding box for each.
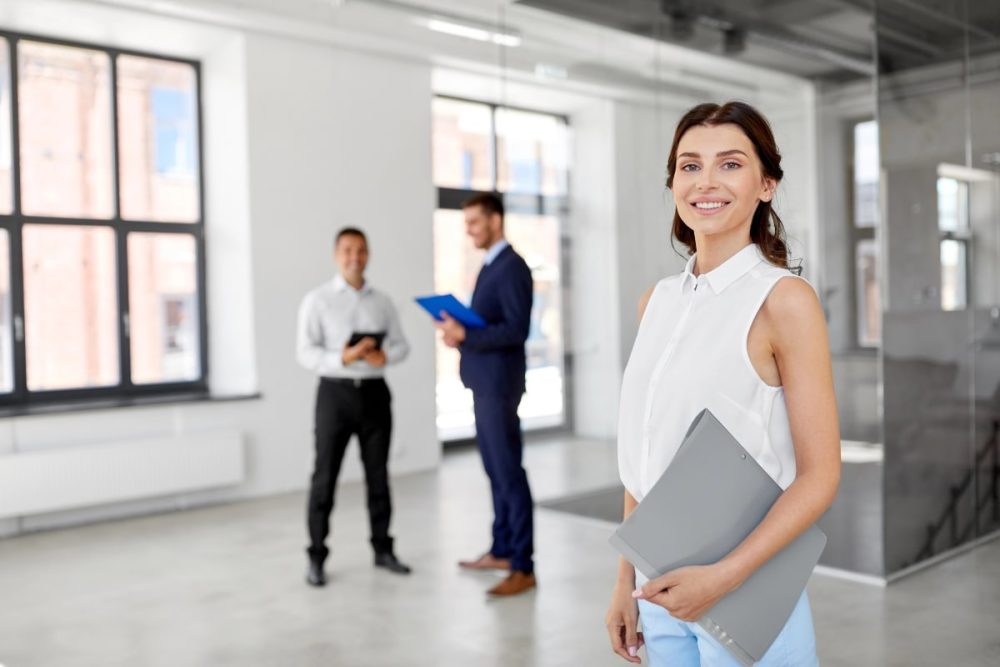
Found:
[307,377,394,564]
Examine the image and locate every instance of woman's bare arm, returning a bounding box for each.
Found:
[713,277,841,588]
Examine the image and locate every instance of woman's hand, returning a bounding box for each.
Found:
[632,563,739,622]
[606,580,644,663]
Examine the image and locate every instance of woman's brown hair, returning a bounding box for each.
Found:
[666,101,791,268]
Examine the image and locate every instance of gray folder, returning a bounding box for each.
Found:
[609,409,826,666]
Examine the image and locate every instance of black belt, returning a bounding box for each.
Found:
[322,376,384,388]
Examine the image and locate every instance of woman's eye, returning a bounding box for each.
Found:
[721,161,741,169]
[681,163,700,172]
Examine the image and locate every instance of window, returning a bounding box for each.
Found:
[0,41,12,214]
[432,96,569,440]
[851,120,880,347]
[117,55,199,222]
[936,176,970,311]
[0,32,206,406]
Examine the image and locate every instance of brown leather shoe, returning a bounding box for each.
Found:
[487,571,536,596]
[458,553,511,571]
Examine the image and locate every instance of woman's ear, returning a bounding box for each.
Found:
[760,178,777,202]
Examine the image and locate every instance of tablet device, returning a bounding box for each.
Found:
[348,331,386,349]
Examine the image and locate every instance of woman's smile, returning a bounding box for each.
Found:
[689,198,732,215]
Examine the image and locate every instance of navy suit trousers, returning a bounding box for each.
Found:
[473,393,534,574]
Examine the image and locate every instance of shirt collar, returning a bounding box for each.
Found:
[679,243,765,295]
[332,273,372,294]
[483,239,510,266]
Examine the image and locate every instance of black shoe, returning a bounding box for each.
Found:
[306,561,326,587]
[374,552,412,575]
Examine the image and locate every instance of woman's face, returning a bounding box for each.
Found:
[671,123,774,241]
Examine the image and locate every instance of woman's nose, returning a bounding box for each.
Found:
[696,170,717,190]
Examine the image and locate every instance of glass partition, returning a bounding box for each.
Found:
[966,0,1000,545]
[877,0,1000,575]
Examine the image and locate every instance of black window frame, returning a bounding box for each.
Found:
[0,29,208,407]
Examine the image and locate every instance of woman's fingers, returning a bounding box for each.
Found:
[624,617,641,660]
[606,617,642,664]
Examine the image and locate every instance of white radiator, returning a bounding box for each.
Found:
[0,430,244,519]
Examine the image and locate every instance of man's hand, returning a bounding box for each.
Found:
[342,337,376,365]
[435,312,466,348]
[363,348,387,367]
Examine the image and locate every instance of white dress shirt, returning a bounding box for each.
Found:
[483,239,510,266]
[617,244,807,501]
[296,274,410,379]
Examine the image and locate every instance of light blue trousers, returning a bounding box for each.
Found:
[637,592,819,667]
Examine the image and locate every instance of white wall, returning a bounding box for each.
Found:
[567,100,622,438]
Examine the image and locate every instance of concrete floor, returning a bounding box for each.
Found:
[1,436,999,666]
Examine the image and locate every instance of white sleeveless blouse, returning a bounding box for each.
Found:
[617,243,805,501]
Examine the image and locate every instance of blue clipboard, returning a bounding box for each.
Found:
[415,294,487,329]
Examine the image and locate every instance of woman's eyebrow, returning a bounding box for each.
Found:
[678,149,749,159]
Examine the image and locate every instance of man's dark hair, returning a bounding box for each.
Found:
[334,227,367,247]
[461,192,504,221]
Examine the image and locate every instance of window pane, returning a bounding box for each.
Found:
[856,239,881,347]
[18,41,113,219]
[432,98,493,190]
[937,177,969,233]
[432,208,565,439]
[0,39,13,214]
[0,229,12,392]
[853,120,879,228]
[940,239,967,311]
[505,212,564,422]
[432,209,478,438]
[127,232,200,384]
[496,108,568,196]
[117,55,200,223]
[23,224,118,390]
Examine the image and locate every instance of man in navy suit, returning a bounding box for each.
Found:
[437,192,536,597]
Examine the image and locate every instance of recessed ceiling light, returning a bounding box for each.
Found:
[425,17,521,47]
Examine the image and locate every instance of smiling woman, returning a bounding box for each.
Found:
[606,102,841,667]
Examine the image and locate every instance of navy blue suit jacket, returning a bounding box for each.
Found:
[459,245,533,397]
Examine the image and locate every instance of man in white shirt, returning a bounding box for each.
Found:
[296,227,411,586]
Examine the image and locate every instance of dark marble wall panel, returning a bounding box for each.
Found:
[881,313,976,572]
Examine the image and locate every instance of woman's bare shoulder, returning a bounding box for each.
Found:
[760,275,826,344]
